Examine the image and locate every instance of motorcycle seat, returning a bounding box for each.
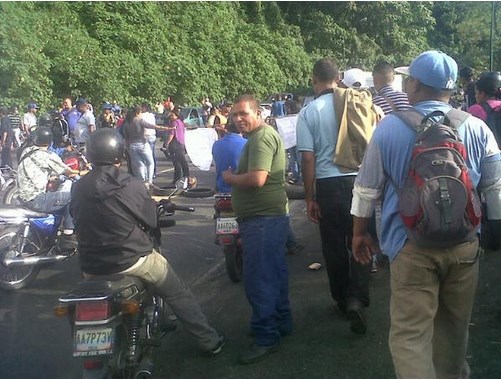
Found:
[0,205,49,220]
[60,275,146,302]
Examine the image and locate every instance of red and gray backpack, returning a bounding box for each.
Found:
[393,109,482,248]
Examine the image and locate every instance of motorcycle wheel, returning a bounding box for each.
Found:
[0,227,41,290]
[224,243,243,283]
[3,184,21,206]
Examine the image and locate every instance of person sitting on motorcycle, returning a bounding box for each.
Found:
[69,128,225,356]
[17,126,81,253]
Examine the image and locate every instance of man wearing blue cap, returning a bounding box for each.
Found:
[350,51,501,378]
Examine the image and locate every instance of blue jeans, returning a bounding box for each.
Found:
[24,182,74,230]
[145,135,157,176]
[128,142,154,183]
[238,215,292,346]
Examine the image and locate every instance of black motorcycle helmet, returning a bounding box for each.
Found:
[33,126,53,146]
[86,128,125,166]
[476,71,501,99]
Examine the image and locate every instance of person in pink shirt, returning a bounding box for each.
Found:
[468,71,501,119]
[164,108,190,184]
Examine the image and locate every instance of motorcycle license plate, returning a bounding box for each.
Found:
[73,327,113,357]
[216,217,239,235]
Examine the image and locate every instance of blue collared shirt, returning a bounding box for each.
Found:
[352,100,501,261]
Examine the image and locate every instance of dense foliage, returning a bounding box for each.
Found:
[0,1,499,111]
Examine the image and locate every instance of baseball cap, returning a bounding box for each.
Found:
[342,68,365,88]
[102,102,113,110]
[396,51,457,90]
[75,98,88,106]
[27,102,39,110]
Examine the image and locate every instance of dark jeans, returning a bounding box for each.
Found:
[167,138,189,183]
[316,176,371,308]
[239,215,292,346]
[1,142,12,168]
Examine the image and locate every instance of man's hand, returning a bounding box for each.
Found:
[306,199,322,224]
[352,232,380,265]
[222,166,235,185]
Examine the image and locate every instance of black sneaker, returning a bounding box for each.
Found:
[346,300,367,334]
[205,334,225,356]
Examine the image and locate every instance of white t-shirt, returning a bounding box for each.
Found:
[141,112,157,137]
[74,110,96,143]
[23,113,37,130]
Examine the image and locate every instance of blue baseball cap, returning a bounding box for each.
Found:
[397,50,458,90]
[27,102,39,110]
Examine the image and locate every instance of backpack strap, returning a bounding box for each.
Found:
[479,101,493,115]
[392,108,470,133]
[380,93,398,113]
[444,108,470,130]
[392,109,424,132]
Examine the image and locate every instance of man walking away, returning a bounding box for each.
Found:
[372,61,411,115]
[296,58,373,334]
[351,50,501,378]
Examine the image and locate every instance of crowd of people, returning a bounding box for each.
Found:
[1,49,501,376]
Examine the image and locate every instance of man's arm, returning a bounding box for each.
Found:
[350,139,386,264]
[223,169,268,189]
[301,151,321,223]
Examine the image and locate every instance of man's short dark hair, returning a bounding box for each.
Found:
[312,58,339,83]
[234,94,259,112]
[373,61,394,75]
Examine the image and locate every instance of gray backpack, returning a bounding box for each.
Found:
[393,109,482,248]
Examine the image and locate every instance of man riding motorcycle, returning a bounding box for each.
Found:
[69,128,225,356]
[17,126,80,253]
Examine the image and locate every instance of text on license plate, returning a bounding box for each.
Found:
[216,217,239,235]
[73,327,113,357]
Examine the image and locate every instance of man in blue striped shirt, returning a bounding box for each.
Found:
[372,61,411,115]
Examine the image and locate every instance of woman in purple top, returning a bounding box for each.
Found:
[165,108,190,184]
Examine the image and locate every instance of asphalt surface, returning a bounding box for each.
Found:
[1,143,501,378]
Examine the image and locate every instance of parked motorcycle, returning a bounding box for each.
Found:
[214,193,243,283]
[55,180,194,378]
[0,179,77,290]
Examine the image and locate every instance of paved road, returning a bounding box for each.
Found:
[0,147,500,378]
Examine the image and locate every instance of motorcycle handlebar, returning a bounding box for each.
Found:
[157,200,195,213]
[173,205,195,212]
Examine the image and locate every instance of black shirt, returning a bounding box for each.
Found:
[70,165,157,275]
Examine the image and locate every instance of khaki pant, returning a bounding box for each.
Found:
[85,250,220,351]
[389,239,479,379]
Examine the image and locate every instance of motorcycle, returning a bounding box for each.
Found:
[213,193,243,283]
[3,144,89,206]
[0,178,77,290]
[55,179,195,378]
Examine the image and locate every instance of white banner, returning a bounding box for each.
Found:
[275,115,298,149]
[184,128,218,171]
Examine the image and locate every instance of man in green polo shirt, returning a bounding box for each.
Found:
[223,94,291,365]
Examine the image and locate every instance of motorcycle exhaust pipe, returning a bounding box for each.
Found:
[3,254,70,267]
[135,357,154,379]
